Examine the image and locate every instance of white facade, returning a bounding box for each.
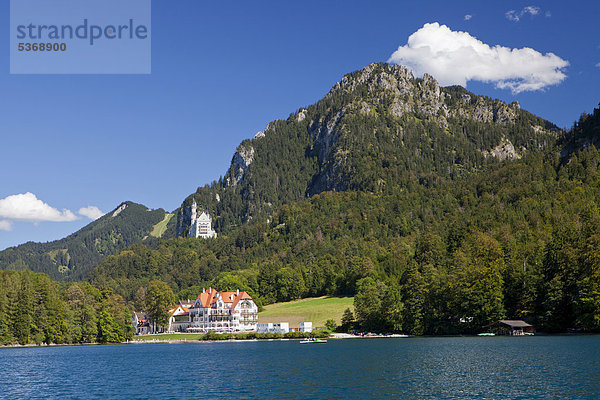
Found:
[299,322,313,333]
[188,288,258,332]
[189,200,217,239]
[167,304,192,333]
[257,322,289,334]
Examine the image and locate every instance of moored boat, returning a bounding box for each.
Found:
[300,338,328,344]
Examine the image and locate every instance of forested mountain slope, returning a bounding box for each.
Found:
[90,104,600,334]
[0,63,557,284]
[176,62,558,237]
[0,202,172,281]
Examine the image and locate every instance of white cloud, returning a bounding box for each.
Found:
[0,220,12,231]
[523,6,540,15]
[506,6,541,22]
[596,62,600,68]
[464,14,472,21]
[78,206,104,220]
[0,192,78,222]
[387,22,569,94]
[505,10,519,21]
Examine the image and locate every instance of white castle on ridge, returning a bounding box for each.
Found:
[189,200,217,239]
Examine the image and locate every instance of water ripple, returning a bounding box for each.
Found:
[0,336,598,399]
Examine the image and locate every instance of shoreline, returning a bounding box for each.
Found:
[2,332,599,348]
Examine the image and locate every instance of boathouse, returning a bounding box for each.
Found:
[488,320,534,336]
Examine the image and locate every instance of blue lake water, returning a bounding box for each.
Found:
[0,336,599,399]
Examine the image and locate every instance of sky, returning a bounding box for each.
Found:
[1,0,599,250]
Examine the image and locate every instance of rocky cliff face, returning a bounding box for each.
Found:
[176,62,558,236]
[226,141,255,186]
[326,64,523,126]
[483,138,522,160]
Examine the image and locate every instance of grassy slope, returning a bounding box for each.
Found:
[258,296,354,328]
[150,213,174,238]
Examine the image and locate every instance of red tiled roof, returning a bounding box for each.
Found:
[219,292,236,303]
[193,288,253,309]
[231,291,253,309]
[169,305,190,316]
[194,288,219,308]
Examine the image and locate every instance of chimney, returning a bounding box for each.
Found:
[237,289,240,295]
[202,288,205,293]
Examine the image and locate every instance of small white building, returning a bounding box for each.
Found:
[189,200,217,239]
[299,322,313,333]
[256,323,272,333]
[257,322,289,334]
[167,304,191,333]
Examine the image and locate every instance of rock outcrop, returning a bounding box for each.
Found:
[225,141,255,186]
[483,138,521,160]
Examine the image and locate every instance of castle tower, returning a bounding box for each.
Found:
[191,199,197,221]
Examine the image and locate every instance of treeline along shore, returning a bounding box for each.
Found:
[0,270,132,345]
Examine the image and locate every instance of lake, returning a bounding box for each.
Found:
[1,336,599,399]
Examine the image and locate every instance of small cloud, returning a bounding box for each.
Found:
[78,206,104,220]
[388,22,569,94]
[505,10,519,21]
[506,6,541,22]
[523,6,540,16]
[0,192,78,222]
[0,220,12,231]
[464,14,472,21]
[596,62,600,68]
[545,11,551,17]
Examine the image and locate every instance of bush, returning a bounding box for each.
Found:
[325,319,338,331]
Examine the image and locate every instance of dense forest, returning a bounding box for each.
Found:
[0,202,171,281]
[0,270,133,345]
[89,105,600,334]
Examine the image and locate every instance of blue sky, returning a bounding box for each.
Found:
[1,0,599,250]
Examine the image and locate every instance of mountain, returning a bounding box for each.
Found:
[175,62,558,237]
[0,202,174,281]
[89,103,600,333]
[86,64,600,334]
[7,62,558,280]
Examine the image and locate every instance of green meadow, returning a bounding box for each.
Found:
[258,296,354,328]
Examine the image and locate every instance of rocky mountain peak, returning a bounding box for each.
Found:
[326,63,528,129]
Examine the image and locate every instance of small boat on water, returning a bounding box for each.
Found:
[478,332,495,336]
[299,338,327,344]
